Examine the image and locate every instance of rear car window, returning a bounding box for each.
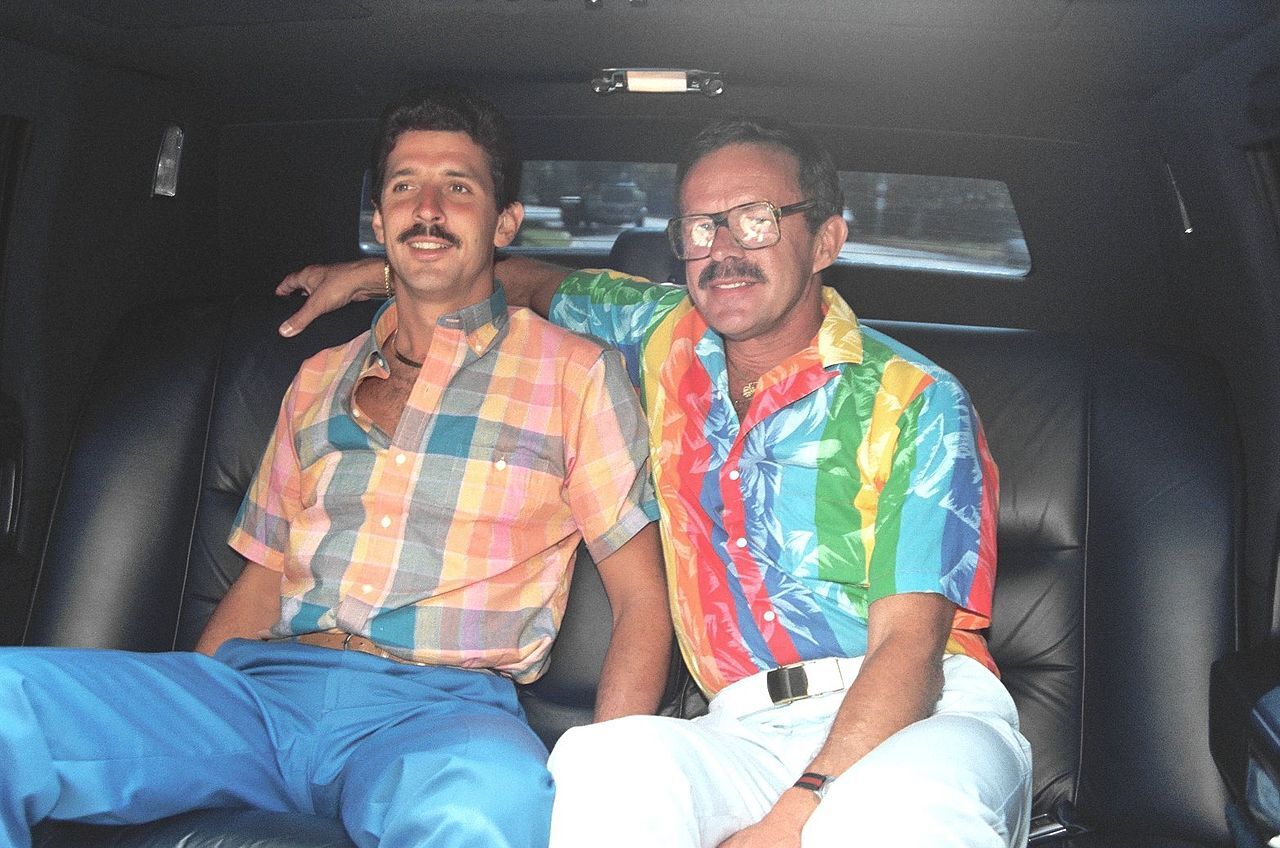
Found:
[359,163,1030,277]
[838,172,1029,276]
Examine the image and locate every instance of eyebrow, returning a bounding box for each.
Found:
[387,165,482,181]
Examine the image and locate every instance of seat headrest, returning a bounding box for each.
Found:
[606,229,685,285]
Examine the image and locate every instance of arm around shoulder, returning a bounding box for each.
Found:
[276,257,386,337]
[495,255,574,317]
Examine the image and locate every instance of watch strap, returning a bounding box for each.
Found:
[793,771,834,800]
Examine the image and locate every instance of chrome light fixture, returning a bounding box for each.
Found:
[152,124,184,197]
[591,68,725,96]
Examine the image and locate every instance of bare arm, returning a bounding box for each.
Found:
[720,592,956,848]
[591,522,672,721]
[194,561,283,656]
[276,255,574,336]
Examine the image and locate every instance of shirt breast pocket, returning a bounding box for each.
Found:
[452,440,566,525]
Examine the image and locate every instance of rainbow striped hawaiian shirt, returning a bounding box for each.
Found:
[551,270,998,696]
[229,285,655,683]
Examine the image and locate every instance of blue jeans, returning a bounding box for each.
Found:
[0,639,552,848]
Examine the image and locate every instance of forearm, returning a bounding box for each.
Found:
[720,593,954,847]
[805,634,944,776]
[194,561,283,656]
[592,522,672,721]
[593,593,672,721]
[495,254,573,317]
[277,254,574,337]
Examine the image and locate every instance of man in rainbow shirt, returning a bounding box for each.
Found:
[280,115,1033,848]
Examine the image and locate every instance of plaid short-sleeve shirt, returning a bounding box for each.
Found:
[551,270,999,696]
[229,285,655,683]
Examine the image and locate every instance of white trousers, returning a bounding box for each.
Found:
[548,654,1032,848]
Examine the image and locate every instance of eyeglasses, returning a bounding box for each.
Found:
[666,199,821,261]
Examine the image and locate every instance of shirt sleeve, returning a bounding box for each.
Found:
[865,367,999,622]
[227,379,305,572]
[550,269,684,391]
[559,344,658,563]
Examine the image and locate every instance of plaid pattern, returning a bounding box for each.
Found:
[552,270,998,696]
[229,285,655,683]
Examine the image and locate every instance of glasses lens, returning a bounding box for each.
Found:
[728,202,780,248]
[670,215,717,259]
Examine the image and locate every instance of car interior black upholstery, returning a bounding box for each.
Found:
[24,228,1237,847]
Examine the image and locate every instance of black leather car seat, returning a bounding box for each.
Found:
[26,233,1239,846]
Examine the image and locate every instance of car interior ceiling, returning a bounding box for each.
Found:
[1,0,1279,773]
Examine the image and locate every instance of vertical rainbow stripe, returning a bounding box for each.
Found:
[553,271,999,696]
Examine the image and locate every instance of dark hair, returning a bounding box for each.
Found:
[371,86,521,211]
[675,117,843,232]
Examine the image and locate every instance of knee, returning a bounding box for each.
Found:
[353,751,554,848]
[451,755,554,844]
[802,715,1031,848]
[0,655,54,741]
[549,716,688,790]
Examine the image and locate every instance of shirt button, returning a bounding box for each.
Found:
[495,459,507,470]
[380,515,392,528]
[728,469,740,481]
[762,610,776,622]
[352,409,361,418]
[735,537,747,548]
[395,453,406,466]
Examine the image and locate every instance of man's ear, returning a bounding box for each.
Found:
[372,205,386,246]
[810,213,848,275]
[494,202,525,248]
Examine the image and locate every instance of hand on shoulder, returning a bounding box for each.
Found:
[276,257,385,337]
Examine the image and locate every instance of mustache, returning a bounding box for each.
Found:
[397,222,460,247]
[697,256,766,289]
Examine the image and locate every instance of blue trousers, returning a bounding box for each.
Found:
[0,639,552,848]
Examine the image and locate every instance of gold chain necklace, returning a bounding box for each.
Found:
[727,359,761,414]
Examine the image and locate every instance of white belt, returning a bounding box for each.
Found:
[711,656,864,718]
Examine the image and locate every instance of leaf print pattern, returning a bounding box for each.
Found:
[552,272,1001,694]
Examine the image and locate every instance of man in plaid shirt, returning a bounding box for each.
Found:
[0,87,667,848]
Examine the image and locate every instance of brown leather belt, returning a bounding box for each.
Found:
[292,630,429,666]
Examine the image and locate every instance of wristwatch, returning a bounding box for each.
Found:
[793,771,835,801]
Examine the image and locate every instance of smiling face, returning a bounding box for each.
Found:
[679,143,845,353]
[372,129,522,312]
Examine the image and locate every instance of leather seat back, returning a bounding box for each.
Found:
[26,254,1238,845]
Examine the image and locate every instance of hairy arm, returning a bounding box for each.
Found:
[194,561,282,656]
[720,591,956,848]
[276,255,574,335]
[591,522,672,721]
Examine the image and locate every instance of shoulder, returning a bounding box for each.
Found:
[507,307,612,364]
[296,331,369,374]
[287,332,370,403]
[855,324,967,395]
[560,268,687,307]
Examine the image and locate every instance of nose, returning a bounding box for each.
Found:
[414,188,443,223]
[708,221,741,261]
